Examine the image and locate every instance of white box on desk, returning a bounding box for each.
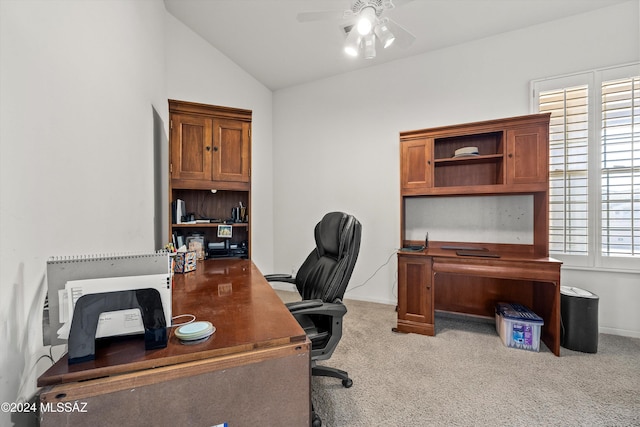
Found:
[495,302,544,352]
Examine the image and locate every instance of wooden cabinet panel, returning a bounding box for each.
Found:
[506,125,548,184]
[397,255,433,334]
[401,138,432,190]
[213,119,250,182]
[170,114,213,181]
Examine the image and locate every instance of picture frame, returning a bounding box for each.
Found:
[217,224,233,238]
[186,235,205,260]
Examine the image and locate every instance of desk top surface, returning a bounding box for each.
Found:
[399,241,562,264]
[38,258,306,386]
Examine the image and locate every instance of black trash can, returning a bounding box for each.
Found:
[560,286,599,353]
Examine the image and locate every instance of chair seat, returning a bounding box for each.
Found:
[295,313,330,349]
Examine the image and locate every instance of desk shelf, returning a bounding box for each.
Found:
[434,153,503,165]
[172,222,248,228]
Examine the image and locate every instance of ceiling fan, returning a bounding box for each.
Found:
[298,0,416,59]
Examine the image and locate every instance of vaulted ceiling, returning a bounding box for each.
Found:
[164,0,628,90]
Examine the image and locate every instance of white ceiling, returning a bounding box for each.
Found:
[164,0,628,91]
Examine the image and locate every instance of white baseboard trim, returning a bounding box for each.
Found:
[599,327,640,339]
[269,282,297,292]
[343,294,396,306]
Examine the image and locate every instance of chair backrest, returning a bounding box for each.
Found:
[295,212,361,303]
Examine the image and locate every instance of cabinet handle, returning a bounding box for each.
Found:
[213,146,219,152]
[206,146,211,152]
[508,153,513,158]
[427,160,431,165]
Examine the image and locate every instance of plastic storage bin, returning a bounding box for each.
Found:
[560,286,599,353]
[495,303,544,352]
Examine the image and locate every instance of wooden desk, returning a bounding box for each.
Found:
[38,259,310,426]
[396,243,562,356]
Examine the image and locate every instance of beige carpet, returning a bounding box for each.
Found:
[276,290,640,427]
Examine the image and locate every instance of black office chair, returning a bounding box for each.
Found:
[266,212,361,389]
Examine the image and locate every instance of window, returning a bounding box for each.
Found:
[532,63,640,271]
[601,77,640,257]
[539,85,589,256]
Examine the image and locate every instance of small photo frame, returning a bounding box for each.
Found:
[186,235,205,260]
[218,224,233,238]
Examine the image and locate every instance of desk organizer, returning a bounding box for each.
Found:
[174,251,197,273]
[495,303,544,352]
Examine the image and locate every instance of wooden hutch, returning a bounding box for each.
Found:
[396,113,563,356]
[169,99,251,259]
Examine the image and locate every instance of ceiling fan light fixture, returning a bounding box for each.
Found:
[363,33,376,59]
[344,28,361,57]
[356,6,376,35]
[374,18,395,49]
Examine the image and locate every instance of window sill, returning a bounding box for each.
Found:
[560,264,640,275]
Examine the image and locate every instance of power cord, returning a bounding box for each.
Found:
[171,314,196,328]
[346,249,399,295]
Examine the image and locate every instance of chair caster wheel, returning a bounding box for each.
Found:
[342,378,353,388]
[312,412,322,427]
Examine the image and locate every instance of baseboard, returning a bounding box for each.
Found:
[599,326,640,339]
[343,293,396,307]
[269,282,296,292]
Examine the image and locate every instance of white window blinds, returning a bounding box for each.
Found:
[601,76,640,257]
[532,63,640,270]
[539,86,589,255]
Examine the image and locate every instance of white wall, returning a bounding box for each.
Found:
[272,2,640,336]
[164,13,274,273]
[0,0,167,423]
[0,4,273,421]
[0,6,275,423]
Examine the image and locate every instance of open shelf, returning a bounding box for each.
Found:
[171,189,249,258]
[172,189,248,223]
[434,153,503,165]
[433,131,505,188]
[433,131,504,160]
[172,222,248,229]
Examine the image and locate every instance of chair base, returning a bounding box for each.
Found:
[312,365,353,388]
[311,403,322,427]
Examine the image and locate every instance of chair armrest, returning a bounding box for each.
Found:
[286,299,323,312]
[287,300,347,317]
[264,273,296,284]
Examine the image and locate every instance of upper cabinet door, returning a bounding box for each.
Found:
[401,138,433,191]
[506,125,548,184]
[170,114,213,181]
[213,119,251,183]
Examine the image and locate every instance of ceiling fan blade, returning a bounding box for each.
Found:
[393,0,415,7]
[385,18,416,49]
[385,0,415,9]
[297,10,350,23]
